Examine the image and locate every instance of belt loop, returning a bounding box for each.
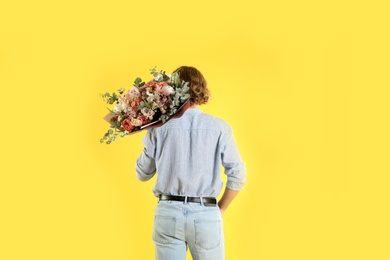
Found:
[200,196,204,206]
[184,195,187,204]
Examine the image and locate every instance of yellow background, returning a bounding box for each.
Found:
[1,0,389,259]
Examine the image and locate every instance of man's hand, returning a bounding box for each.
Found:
[218,187,239,217]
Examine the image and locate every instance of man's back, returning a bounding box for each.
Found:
[136,107,246,198]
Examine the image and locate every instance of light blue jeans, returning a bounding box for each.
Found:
[152,199,225,260]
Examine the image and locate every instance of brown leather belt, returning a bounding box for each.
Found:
[159,195,218,207]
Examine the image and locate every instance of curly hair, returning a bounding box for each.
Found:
[173,66,210,106]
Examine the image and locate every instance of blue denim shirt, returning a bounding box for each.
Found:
[135,107,247,198]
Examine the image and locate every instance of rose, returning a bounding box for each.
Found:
[154,82,167,95]
[121,119,133,132]
[130,99,140,109]
[139,115,150,125]
[162,85,175,96]
[131,118,143,127]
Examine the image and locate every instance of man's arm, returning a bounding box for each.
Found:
[135,149,156,181]
[135,129,157,181]
[218,187,239,215]
[219,125,247,215]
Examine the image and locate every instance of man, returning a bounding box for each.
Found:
[135,66,247,260]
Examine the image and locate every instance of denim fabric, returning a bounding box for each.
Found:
[153,200,224,260]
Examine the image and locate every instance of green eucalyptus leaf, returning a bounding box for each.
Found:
[134,77,142,87]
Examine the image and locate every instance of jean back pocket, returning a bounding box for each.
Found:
[152,215,176,244]
[194,219,221,250]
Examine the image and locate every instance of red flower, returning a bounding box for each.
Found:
[121,119,133,132]
[131,100,141,109]
[139,115,151,125]
[144,80,156,88]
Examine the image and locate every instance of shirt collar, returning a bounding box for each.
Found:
[185,107,201,114]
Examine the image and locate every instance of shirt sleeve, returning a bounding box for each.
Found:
[221,126,247,191]
[135,129,157,182]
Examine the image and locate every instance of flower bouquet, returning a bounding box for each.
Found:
[100,67,191,144]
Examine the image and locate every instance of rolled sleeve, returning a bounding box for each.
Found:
[221,128,247,191]
[135,129,157,182]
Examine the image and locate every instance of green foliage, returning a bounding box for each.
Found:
[160,114,168,123]
[149,66,158,76]
[100,91,119,104]
[100,127,121,144]
[133,77,143,87]
[150,66,169,82]
[118,87,125,94]
[171,72,181,87]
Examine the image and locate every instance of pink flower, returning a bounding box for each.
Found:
[139,115,150,125]
[127,108,137,116]
[141,107,155,117]
[121,119,133,132]
[126,87,141,100]
[131,118,143,127]
[156,82,168,88]
[162,85,175,96]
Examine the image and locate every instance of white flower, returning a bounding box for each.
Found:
[162,85,175,96]
[147,96,154,103]
[170,73,179,84]
[113,102,128,113]
[146,89,154,96]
